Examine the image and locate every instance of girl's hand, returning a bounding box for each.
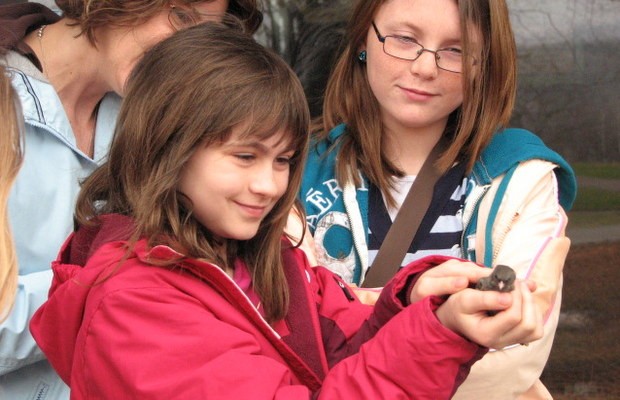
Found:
[409,259,491,304]
[435,280,543,349]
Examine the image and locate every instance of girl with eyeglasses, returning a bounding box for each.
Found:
[30,23,540,399]
[0,1,261,398]
[291,0,576,398]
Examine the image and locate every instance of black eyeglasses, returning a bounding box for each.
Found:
[371,22,475,73]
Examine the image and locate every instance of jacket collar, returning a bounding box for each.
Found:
[6,55,121,163]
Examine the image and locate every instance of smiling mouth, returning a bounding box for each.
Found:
[402,86,434,96]
[399,86,437,101]
[237,202,269,218]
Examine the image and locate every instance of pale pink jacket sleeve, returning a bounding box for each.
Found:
[453,160,570,400]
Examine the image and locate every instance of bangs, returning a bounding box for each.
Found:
[214,67,309,160]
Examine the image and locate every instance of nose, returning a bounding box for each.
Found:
[249,162,281,198]
[410,49,439,78]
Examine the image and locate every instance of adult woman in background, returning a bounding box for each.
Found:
[294,0,576,398]
[0,64,23,323]
[0,1,262,399]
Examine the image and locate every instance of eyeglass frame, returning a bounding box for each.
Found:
[370,21,475,74]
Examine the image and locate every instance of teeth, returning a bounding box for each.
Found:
[499,281,505,290]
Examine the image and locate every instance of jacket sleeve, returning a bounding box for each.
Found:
[0,269,52,374]
[311,256,484,399]
[319,296,484,399]
[310,255,443,365]
[454,160,569,400]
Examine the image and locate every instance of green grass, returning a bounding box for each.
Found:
[572,187,620,212]
[572,163,620,180]
[567,163,620,228]
[568,211,620,227]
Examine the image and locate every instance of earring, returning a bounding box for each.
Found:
[358,50,367,62]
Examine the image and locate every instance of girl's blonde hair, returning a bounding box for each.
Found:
[75,23,310,323]
[0,64,24,321]
[319,0,516,199]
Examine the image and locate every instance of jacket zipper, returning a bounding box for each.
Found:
[334,277,355,301]
[460,184,490,260]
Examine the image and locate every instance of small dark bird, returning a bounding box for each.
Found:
[476,264,516,292]
[475,264,517,316]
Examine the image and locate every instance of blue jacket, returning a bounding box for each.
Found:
[301,124,468,285]
[301,124,577,285]
[0,52,120,400]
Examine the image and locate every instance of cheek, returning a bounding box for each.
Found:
[445,75,465,103]
[275,170,291,199]
[366,61,389,101]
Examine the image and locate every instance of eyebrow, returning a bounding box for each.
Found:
[382,20,462,44]
[226,138,296,153]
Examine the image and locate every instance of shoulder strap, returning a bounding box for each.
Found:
[361,141,444,288]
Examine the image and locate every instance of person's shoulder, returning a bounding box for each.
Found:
[475,128,563,180]
[3,51,46,81]
[308,123,347,157]
[475,128,576,210]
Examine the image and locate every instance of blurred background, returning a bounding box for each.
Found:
[17,0,620,398]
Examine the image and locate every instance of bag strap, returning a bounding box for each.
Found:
[361,140,444,288]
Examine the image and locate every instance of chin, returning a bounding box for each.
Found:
[226,229,261,241]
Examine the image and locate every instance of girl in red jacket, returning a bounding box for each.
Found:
[30,22,542,400]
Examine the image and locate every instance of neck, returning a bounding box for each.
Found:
[24,20,110,157]
[383,121,447,175]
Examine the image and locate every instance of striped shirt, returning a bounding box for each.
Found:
[367,163,467,268]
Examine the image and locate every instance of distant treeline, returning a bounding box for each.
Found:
[512,41,620,163]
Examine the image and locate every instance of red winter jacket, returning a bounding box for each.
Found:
[30,214,485,399]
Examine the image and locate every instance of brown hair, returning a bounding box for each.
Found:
[0,64,24,321]
[320,0,516,197]
[75,23,310,323]
[55,0,263,43]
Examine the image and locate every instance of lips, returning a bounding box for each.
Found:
[400,86,437,100]
[236,202,270,218]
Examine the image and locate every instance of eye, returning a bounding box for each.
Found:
[393,35,419,45]
[440,47,463,55]
[275,156,292,165]
[234,153,256,162]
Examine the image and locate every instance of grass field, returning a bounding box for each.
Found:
[572,163,620,180]
[543,241,620,399]
[543,163,620,399]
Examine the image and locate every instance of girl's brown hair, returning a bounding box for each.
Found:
[0,64,24,321]
[55,0,263,43]
[75,23,310,323]
[320,0,516,197]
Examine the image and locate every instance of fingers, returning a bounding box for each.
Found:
[410,260,491,303]
[411,275,469,303]
[434,288,512,342]
[509,281,543,344]
[444,287,507,314]
[478,282,543,348]
[436,281,544,349]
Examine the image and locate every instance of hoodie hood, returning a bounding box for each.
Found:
[29,214,136,384]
